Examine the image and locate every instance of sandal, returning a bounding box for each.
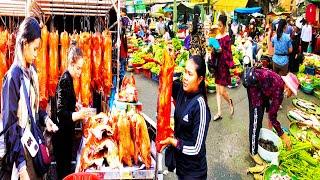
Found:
[213,114,223,121]
[230,99,234,116]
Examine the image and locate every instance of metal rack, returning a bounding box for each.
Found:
[0,0,116,17]
[0,0,122,94]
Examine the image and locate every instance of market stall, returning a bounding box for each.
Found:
[74,74,159,179]
[297,53,320,99]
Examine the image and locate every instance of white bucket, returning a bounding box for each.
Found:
[258,128,282,162]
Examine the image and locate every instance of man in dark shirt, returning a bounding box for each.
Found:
[166,13,175,39]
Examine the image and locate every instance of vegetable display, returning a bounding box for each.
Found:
[278,137,320,179]
[172,37,182,51]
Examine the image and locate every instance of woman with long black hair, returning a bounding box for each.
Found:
[213,14,234,121]
[189,5,206,59]
[160,55,211,179]
[272,19,293,76]
[1,16,58,180]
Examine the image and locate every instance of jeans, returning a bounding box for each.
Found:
[247,89,265,155]
[119,58,127,88]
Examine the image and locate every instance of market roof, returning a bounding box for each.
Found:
[234,7,262,14]
[213,0,248,12]
[0,0,115,17]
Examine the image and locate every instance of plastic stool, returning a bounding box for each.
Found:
[63,172,100,180]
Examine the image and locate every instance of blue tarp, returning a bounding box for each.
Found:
[234,7,262,14]
[163,7,173,12]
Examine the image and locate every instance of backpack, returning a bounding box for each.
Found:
[242,67,258,88]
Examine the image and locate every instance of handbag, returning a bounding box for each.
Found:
[208,49,220,74]
[20,75,51,176]
[307,43,312,53]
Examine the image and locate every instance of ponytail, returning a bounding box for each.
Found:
[200,80,208,104]
[277,19,286,41]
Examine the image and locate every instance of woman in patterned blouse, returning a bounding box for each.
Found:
[213,14,234,121]
[189,5,206,59]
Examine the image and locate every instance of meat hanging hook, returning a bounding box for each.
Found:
[50,0,55,32]
[72,0,75,32]
[63,0,66,30]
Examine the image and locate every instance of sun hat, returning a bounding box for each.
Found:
[281,73,299,96]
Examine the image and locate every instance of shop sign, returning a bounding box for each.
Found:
[135,4,147,13]
[126,0,134,6]
[126,5,135,13]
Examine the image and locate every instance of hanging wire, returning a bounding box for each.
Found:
[63,0,66,30]
[50,0,55,32]
[72,0,75,32]
[4,16,7,29]
[86,0,90,31]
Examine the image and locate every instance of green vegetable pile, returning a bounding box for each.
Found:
[153,43,166,64]
[231,45,243,66]
[150,65,160,75]
[142,62,157,70]
[172,38,182,51]
[175,50,189,67]
[129,51,145,64]
[174,66,184,73]
[279,136,320,179]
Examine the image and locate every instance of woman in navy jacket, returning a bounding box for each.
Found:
[1,17,58,179]
[160,55,211,179]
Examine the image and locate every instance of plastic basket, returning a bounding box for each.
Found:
[63,172,100,180]
[305,66,315,75]
[134,67,142,74]
[143,69,152,79]
[151,73,159,82]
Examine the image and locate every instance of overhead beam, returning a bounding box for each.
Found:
[38,0,112,5]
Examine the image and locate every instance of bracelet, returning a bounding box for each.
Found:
[44,116,49,125]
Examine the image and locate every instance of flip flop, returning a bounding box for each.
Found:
[213,114,223,121]
[230,99,234,116]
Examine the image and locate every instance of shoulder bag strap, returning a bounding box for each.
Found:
[19,74,41,143]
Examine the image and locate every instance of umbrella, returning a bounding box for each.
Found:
[251,12,265,18]
[163,7,173,13]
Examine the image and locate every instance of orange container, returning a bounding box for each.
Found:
[63,172,100,180]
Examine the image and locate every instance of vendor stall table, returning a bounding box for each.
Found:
[74,112,163,180]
